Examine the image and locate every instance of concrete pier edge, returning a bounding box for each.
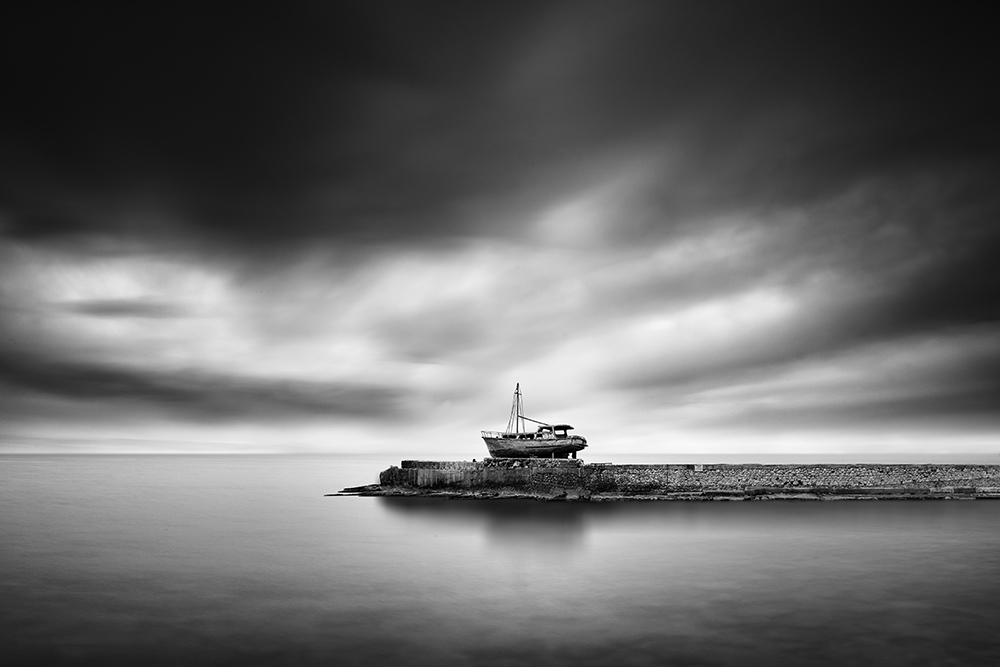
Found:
[337,458,1000,501]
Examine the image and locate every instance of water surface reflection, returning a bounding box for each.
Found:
[4,456,1000,667]
[376,497,1000,666]
[380,497,588,550]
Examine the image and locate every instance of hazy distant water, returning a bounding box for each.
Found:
[3,455,1000,666]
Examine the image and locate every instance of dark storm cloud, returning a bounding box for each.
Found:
[0,349,406,422]
[64,298,185,318]
[608,178,1000,395]
[2,2,548,246]
[3,3,995,247]
[706,338,1000,431]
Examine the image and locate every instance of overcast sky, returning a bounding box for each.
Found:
[2,2,998,458]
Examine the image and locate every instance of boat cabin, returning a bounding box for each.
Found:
[536,424,574,440]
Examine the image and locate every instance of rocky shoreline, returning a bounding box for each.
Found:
[334,485,998,501]
[332,459,1000,501]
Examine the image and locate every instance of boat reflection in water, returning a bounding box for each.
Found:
[481,384,588,459]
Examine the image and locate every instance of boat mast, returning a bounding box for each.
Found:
[506,383,525,434]
[518,384,525,433]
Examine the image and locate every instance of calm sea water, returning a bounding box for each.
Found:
[2,454,1000,666]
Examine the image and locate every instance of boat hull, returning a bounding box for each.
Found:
[482,436,587,459]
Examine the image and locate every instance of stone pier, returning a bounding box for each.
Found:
[346,458,1000,500]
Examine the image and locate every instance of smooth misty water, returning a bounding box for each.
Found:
[2,456,1000,666]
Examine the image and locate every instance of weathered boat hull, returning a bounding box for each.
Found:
[482,436,587,459]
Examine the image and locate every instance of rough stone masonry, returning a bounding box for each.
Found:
[339,458,1000,500]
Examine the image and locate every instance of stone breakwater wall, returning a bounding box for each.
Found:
[377,459,1000,499]
[384,458,583,493]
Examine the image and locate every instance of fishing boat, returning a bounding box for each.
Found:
[481,384,588,459]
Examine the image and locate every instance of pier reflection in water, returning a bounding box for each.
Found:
[381,496,588,551]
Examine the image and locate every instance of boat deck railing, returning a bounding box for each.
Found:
[482,431,554,441]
